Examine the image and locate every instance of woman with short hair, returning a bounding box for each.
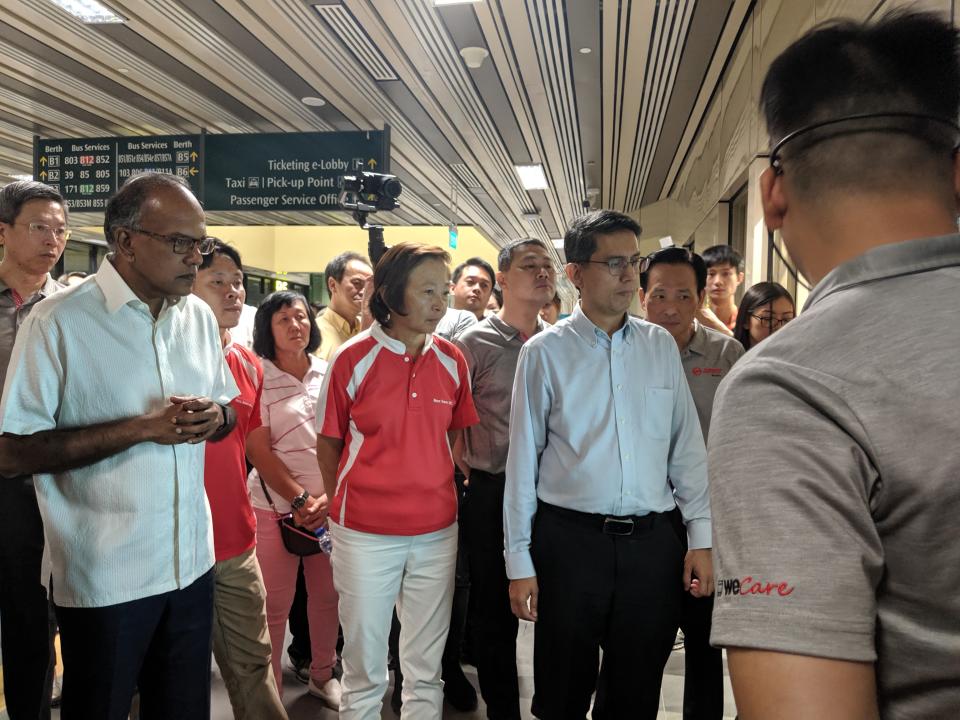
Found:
[246,291,341,709]
[316,243,478,720]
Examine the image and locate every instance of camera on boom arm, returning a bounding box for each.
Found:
[338,172,402,267]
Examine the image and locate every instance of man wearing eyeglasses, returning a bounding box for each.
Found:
[504,209,711,719]
[708,11,960,719]
[0,172,238,719]
[0,180,68,720]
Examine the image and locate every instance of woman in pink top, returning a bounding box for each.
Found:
[246,291,340,710]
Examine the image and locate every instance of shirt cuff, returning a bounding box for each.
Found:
[505,549,536,580]
[686,518,712,550]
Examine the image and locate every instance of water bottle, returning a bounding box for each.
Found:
[314,525,333,554]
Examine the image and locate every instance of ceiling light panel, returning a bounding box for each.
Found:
[47,0,125,24]
[515,164,549,190]
[433,0,482,6]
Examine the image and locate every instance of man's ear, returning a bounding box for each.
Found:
[114,227,135,258]
[760,165,788,232]
[495,270,507,292]
[637,288,647,312]
[564,262,581,290]
[0,221,9,248]
[697,289,706,307]
[327,276,337,296]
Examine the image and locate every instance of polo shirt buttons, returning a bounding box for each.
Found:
[404,356,410,363]
[412,392,418,398]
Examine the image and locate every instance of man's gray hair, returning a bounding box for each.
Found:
[0,181,67,224]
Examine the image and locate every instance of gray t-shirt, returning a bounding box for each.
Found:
[0,274,61,392]
[709,235,960,719]
[679,321,744,443]
[455,314,545,474]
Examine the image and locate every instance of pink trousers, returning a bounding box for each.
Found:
[254,508,339,693]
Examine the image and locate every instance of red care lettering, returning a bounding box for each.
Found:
[739,576,794,596]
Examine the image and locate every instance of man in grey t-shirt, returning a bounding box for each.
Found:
[639,246,742,720]
[709,11,960,718]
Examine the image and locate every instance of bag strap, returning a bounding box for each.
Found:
[257,472,286,518]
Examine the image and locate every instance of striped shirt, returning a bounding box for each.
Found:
[248,355,328,514]
[316,323,479,536]
[0,257,237,608]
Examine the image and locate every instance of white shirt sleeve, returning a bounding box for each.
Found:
[0,313,63,436]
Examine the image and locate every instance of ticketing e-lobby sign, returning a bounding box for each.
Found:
[33,130,387,213]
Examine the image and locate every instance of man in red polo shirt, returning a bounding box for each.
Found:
[317,242,478,720]
[195,241,287,720]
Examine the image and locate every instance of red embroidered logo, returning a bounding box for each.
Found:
[691,367,723,378]
[716,575,795,598]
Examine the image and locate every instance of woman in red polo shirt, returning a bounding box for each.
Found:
[316,243,478,719]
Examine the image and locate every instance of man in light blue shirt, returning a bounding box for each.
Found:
[504,209,712,720]
[0,172,238,720]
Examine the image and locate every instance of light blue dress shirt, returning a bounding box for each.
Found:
[504,303,710,579]
[0,257,237,607]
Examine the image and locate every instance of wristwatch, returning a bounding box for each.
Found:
[291,490,309,511]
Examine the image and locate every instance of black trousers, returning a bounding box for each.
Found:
[531,502,683,720]
[0,476,56,720]
[463,470,520,720]
[680,594,723,719]
[55,568,215,720]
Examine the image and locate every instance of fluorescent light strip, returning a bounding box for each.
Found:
[515,164,549,190]
[48,0,125,24]
[433,0,481,6]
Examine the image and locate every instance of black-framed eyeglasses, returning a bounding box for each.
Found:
[127,226,217,255]
[769,112,960,175]
[749,313,794,330]
[580,253,644,276]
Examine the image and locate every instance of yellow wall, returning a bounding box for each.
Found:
[208,224,500,275]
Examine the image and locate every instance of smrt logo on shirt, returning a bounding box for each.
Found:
[716,575,795,598]
[432,398,454,406]
[691,367,724,377]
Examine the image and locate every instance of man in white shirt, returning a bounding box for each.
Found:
[0,172,238,719]
[505,209,712,719]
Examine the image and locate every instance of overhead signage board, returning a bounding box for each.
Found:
[203,130,387,212]
[34,135,202,211]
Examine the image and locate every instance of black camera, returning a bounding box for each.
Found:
[338,171,403,266]
[338,172,402,213]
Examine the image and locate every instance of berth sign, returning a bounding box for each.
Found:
[34,135,202,210]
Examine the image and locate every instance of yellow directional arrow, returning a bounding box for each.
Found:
[39,156,47,166]
[367,158,377,170]
[189,167,199,176]
[39,170,47,180]
[190,151,198,161]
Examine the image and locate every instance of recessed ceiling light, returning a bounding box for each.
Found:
[12,174,33,182]
[301,96,326,107]
[48,0,125,23]
[118,67,130,74]
[515,164,548,190]
[433,0,482,6]
[579,47,592,54]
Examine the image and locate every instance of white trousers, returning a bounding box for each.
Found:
[329,522,458,720]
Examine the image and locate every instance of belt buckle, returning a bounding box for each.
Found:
[602,517,634,536]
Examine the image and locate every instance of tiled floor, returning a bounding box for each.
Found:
[208,621,737,719]
[13,621,736,719]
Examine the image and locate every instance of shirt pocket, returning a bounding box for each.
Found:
[644,387,673,441]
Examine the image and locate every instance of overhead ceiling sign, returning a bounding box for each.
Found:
[34,135,202,211]
[33,129,388,214]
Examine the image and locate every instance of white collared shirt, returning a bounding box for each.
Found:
[0,257,237,608]
[504,303,710,579]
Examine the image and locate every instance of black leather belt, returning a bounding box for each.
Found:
[538,501,662,536]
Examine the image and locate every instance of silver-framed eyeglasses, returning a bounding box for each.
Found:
[126,226,217,255]
[581,253,644,276]
[15,222,71,241]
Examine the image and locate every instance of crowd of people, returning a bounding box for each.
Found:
[0,9,958,720]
